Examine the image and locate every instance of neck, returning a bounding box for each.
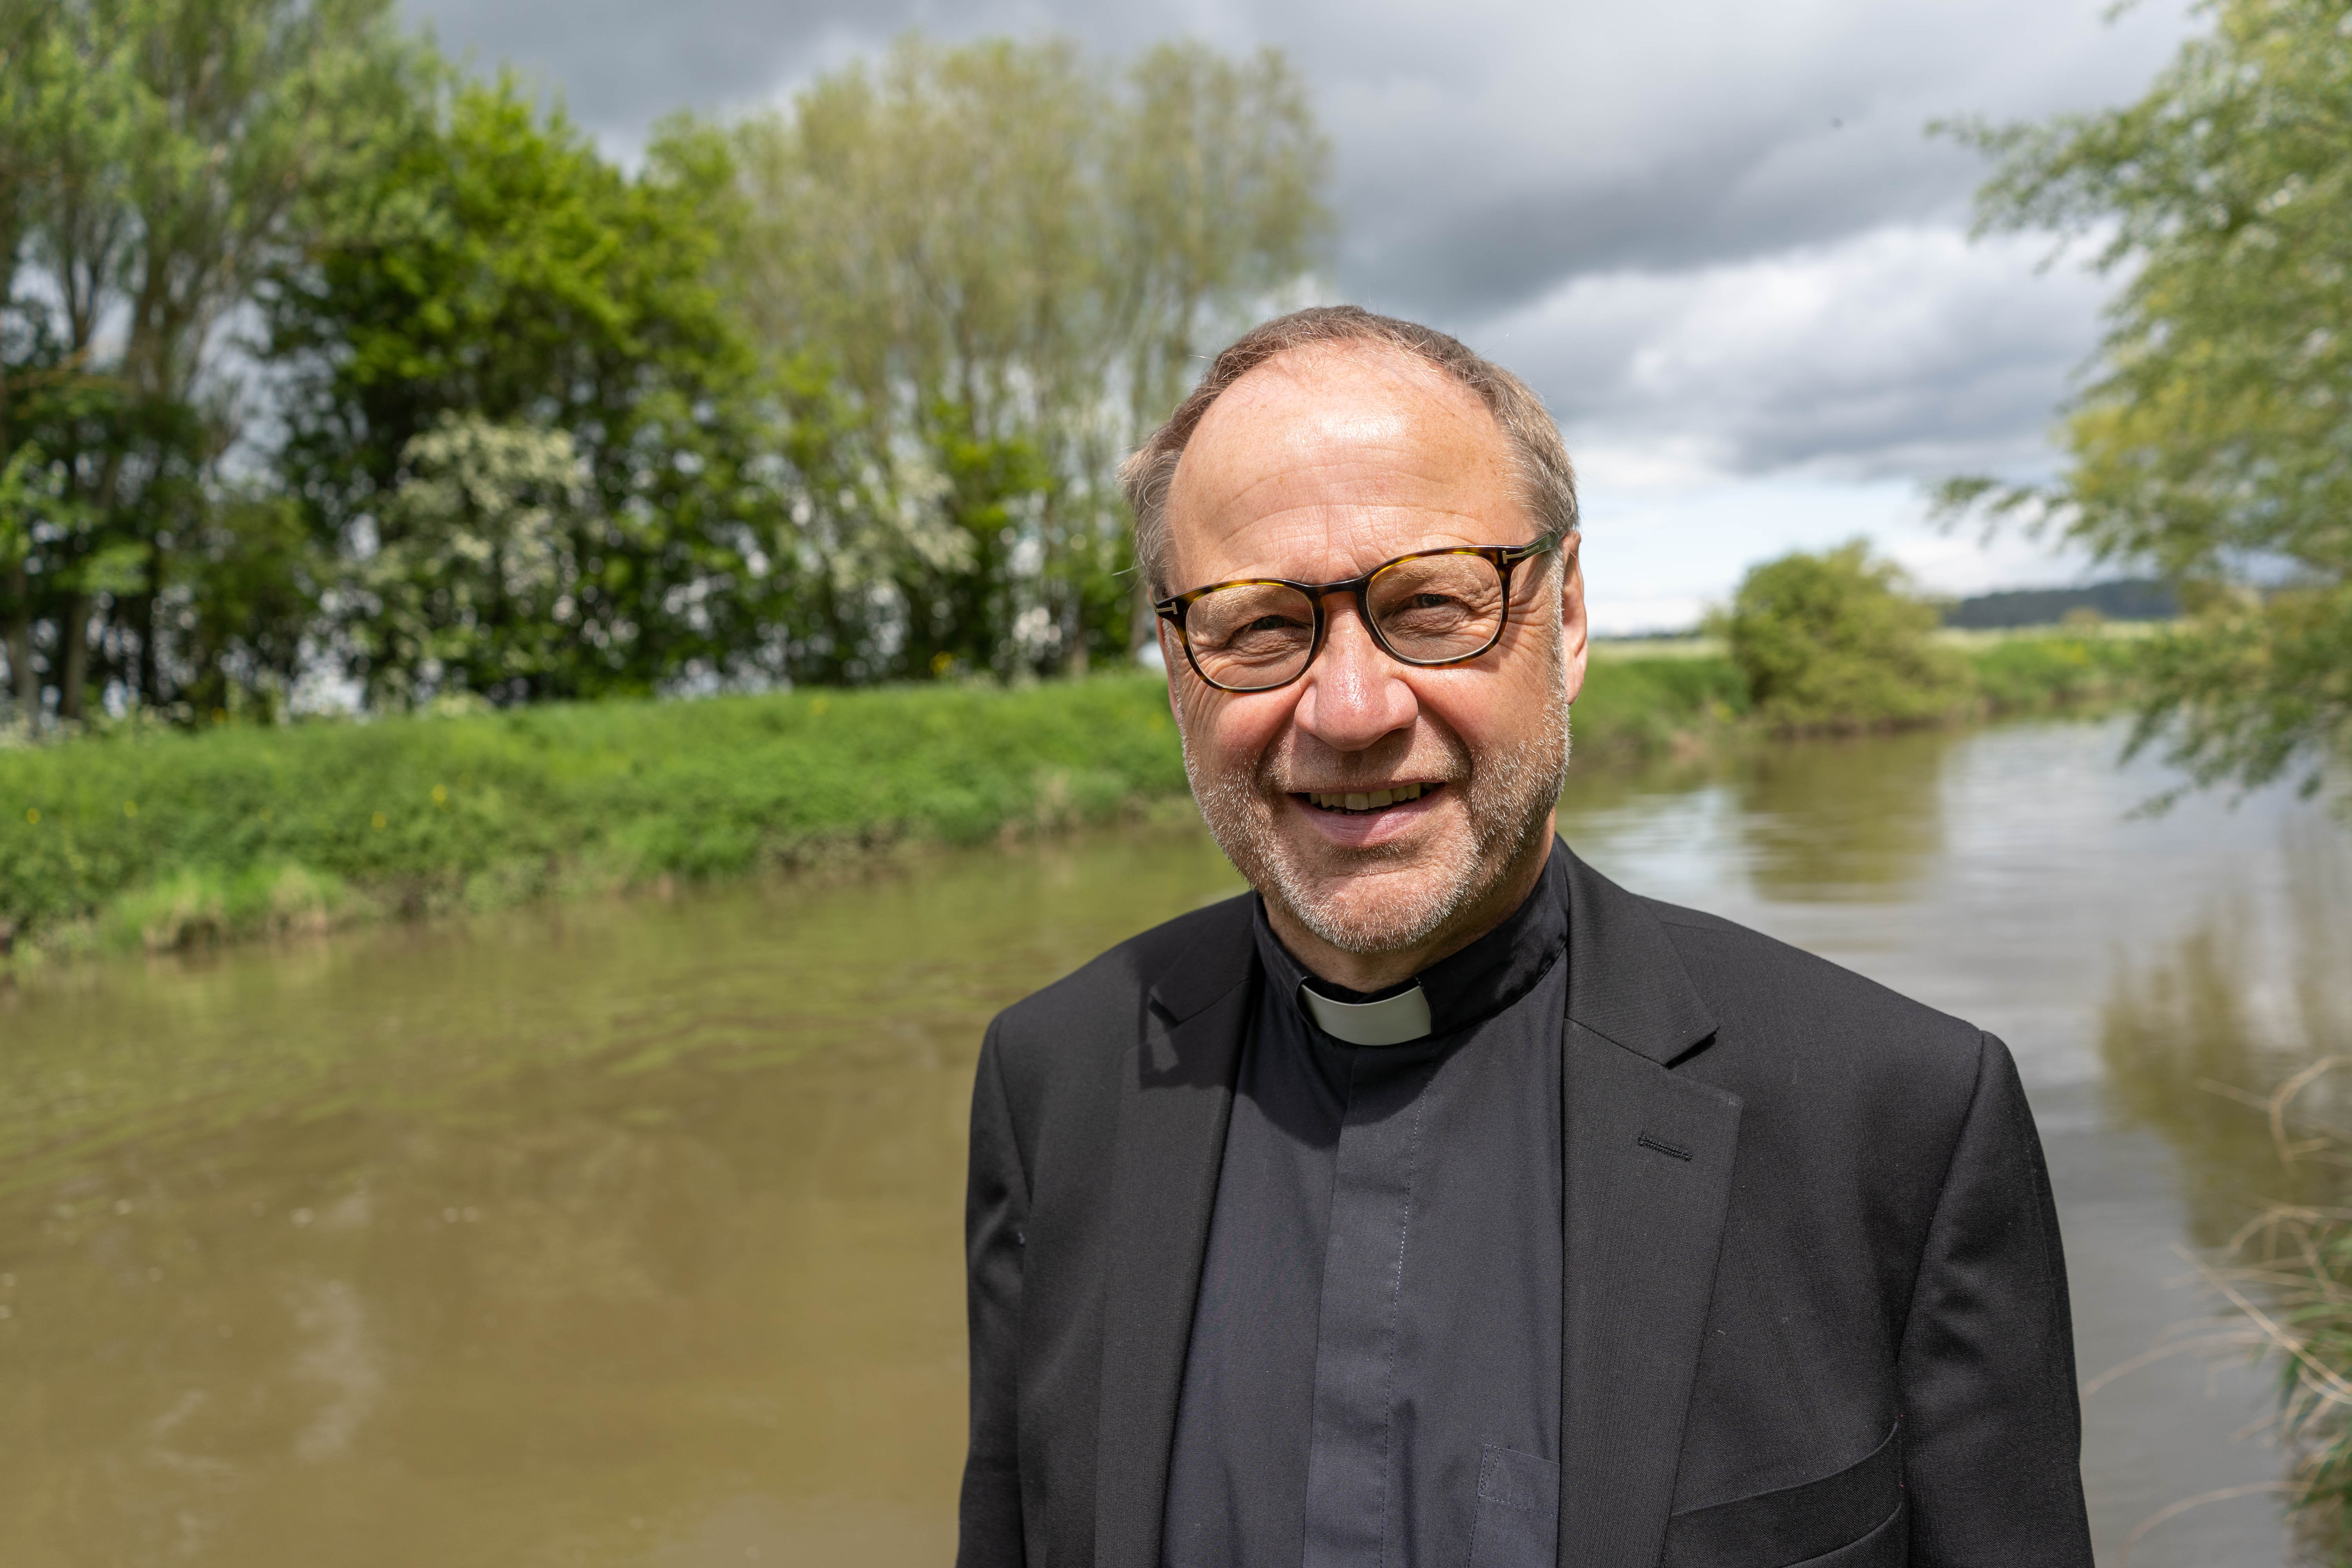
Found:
[1267,816,1557,993]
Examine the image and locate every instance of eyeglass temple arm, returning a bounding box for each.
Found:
[1507,527,1573,564]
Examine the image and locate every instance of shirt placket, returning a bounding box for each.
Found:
[1298,1047,1438,1568]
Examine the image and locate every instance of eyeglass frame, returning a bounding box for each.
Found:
[1152,528,1573,694]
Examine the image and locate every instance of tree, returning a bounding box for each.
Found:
[356,413,590,700]
[268,80,784,704]
[0,0,414,724]
[1105,43,1333,455]
[1723,541,1975,732]
[726,34,1330,680]
[1939,0,2352,800]
[4,21,1333,713]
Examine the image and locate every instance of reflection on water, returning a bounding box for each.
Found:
[0,719,2343,1566]
[2100,829,2352,1250]
[1733,729,1949,902]
[2089,817,2352,1564]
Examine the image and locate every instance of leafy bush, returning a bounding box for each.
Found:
[1969,633,2143,715]
[1724,542,1976,732]
[1572,653,1748,758]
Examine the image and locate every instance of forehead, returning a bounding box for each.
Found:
[1165,342,1524,581]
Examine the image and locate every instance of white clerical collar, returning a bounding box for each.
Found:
[1298,980,1433,1046]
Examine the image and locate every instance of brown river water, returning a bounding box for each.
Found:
[1,718,2347,1566]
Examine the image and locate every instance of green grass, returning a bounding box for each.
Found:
[0,636,2132,958]
[1572,649,1749,755]
[1964,631,2145,714]
[0,677,1190,955]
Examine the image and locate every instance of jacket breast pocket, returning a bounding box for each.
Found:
[1661,1425,1902,1568]
[1468,1444,1559,1568]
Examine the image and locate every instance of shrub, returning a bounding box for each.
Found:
[1969,633,2141,714]
[1724,541,1975,732]
[1572,653,1748,758]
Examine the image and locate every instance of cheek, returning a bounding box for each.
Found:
[1406,673,1524,753]
[1176,684,1293,769]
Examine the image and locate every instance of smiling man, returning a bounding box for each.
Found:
[957,307,2092,1568]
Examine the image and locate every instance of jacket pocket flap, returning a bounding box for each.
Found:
[1469,1445,1559,1567]
[1661,1424,1899,1568]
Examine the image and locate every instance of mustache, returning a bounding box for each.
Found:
[1255,743,1472,797]
[1263,767,1464,794]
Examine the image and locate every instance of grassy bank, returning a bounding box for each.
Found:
[0,635,2130,959]
[1954,630,2147,715]
[0,677,1192,957]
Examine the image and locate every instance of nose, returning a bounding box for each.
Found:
[1291,601,1417,753]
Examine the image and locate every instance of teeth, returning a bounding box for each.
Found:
[1306,783,1430,811]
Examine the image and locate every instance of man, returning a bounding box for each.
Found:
[958,306,2091,1568]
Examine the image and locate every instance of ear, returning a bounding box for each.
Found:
[1557,534,1588,706]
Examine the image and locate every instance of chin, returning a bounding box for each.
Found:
[1216,801,1501,957]
[1278,867,1477,956]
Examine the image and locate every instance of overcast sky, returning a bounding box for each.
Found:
[405,0,2192,630]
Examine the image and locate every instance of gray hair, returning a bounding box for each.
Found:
[1118,305,1579,597]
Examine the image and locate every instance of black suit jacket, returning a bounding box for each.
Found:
[959,847,2092,1568]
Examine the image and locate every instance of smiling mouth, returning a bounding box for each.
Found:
[1296,782,1443,815]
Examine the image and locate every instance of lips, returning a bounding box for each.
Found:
[1296,782,1442,815]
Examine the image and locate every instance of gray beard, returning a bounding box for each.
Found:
[1183,689,1573,958]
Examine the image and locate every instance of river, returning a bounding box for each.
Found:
[0,718,2345,1566]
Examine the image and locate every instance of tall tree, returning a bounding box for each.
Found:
[727,34,1330,681]
[1940,0,2352,802]
[1107,43,1331,455]
[0,0,414,724]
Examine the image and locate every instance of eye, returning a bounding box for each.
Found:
[1385,592,1473,624]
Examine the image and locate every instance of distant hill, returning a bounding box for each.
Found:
[1942,579,2177,630]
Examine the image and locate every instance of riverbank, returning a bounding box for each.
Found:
[0,635,2136,961]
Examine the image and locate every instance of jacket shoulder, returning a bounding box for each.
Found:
[1641,894,1982,1053]
[1634,895,1992,1149]
[987,891,1255,1088]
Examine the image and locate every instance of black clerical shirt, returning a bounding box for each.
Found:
[1161,846,1572,1568]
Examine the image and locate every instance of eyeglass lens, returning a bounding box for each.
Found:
[1182,553,1510,691]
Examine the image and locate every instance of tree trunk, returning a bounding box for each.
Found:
[59,593,89,723]
[132,533,169,707]
[1,359,23,722]
[4,561,32,720]
[134,592,158,708]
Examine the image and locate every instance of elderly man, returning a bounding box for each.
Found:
[957,307,2091,1568]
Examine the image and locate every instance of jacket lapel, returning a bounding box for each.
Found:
[1092,897,1257,1568]
[1557,850,1742,1568]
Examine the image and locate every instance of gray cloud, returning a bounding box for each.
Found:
[398,0,2189,484]
[405,0,876,123]
[1296,0,2185,319]
[1490,226,2115,483]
